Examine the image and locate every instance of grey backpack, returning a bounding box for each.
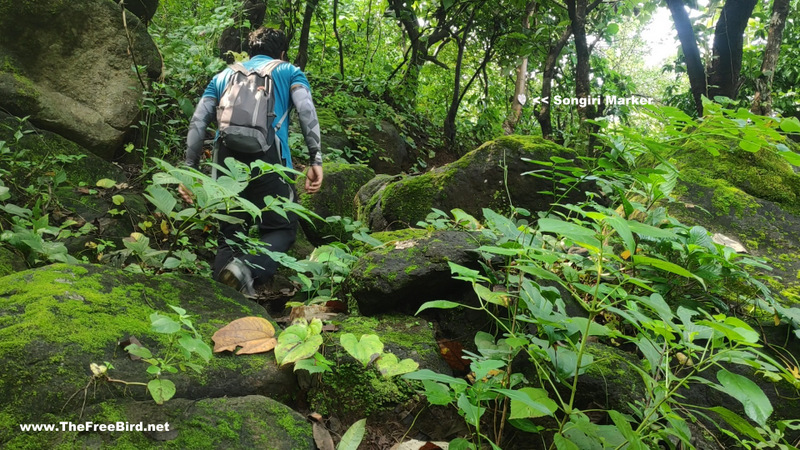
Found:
[216,59,289,161]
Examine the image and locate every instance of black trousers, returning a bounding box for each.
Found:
[212,148,298,286]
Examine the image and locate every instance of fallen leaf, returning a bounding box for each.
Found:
[420,443,445,450]
[212,317,277,355]
[438,339,469,372]
[289,305,338,322]
[312,423,335,450]
[307,412,324,423]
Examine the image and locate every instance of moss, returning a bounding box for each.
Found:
[676,141,800,215]
[380,175,437,225]
[370,228,430,243]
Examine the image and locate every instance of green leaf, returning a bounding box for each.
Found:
[150,313,181,334]
[716,369,773,426]
[147,379,176,405]
[709,406,766,442]
[96,178,116,189]
[422,380,452,405]
[553,433,580,450]
[402,369,469,386]
[340,333,384,367]
[125,344,152,359]
[277,333,323,366]
[474,284,510,307]
[631,255,705,288]
[606,23,620,35]
[415,300,465,315]
[501,387,558,419]
[112,195,125,205]
[375,353,419,377]
[448,438,477,450]
[294,352,332,374]
[780,117,800,133]
[605,214,635,255]
[538,218,601,249]
[457,393,485,427]
[144,185,177,215]
[336,419,366,450]
[178,336,212,362]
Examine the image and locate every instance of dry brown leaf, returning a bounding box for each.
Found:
[211,317,277,355]
[288,305,338,322]
[312,422,335,450]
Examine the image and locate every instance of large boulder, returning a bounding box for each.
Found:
[0,263,297,446]
[673,142,800,301]
[342,230,487,315]
[297,162,375,245]
[0,0,163,159]
[359,135,593,231]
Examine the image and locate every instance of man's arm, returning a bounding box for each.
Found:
[291,84,324,193]
[185,96,217,169]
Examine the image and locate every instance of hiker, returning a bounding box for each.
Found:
[182,27,323,296]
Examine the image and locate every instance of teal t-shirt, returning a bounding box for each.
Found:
[202,55,311,169]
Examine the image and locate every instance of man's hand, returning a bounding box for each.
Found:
[178,184,194,204]
[305,165,323,194]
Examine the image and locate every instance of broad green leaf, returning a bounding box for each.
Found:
[501,387,558,419]
[474,284,510,307]
[422,380,452,405]
[780,117,800,133]
[144,185,177,215]
[125,344,152,359]
[606,214,635,255]
[538,218,601,249]
[448,438,477,450]
[147,379,176,405]
[553,434,580,450]
[738,139,761,152]
[632,255,705,288]
[336,419,366,450]
[96,178,116,188]
[415,300,465,315]
[150,313,181,334]
[716,369,773,426]
[375,353,419,377]
[608,410,646,449]
[606,23,619,35]
[178,335,212,362]
[112,195,125,205]
[403,369,469,386]
[457,393,485,427]
[340,333,384,367]
[277,334,323,366]
[709,406,767,442]
[294,352,332,374]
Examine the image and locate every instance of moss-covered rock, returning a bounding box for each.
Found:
[359,135,593,231]
[307,315,448,420]
[0,0,162,158]
[342,230,488,315]
[0,263,297,445]
[0,244,25,276]
[297,162,375,245]
[8,395,314,449]
[673,140,800,298]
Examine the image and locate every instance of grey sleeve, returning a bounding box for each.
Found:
[291,85,323,166]
[185,96,217,169]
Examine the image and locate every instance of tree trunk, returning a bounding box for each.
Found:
[503,0,536,134]
[537,27,572,140]
[294,0,319,70]
[751,0,790,115]
[567,0,592,124]
[707,0,758,101]
[667,0,707,116]
[444,36,468,147]
[333,0,345,78]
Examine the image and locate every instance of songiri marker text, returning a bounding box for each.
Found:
[552,95,653,106]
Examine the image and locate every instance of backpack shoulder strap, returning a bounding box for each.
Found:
[229,63,250,75]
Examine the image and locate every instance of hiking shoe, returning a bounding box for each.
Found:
[218,259,256,298]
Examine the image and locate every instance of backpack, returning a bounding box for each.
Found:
[216,59,289,162]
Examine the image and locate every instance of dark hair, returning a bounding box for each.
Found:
[248,27,288,59]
